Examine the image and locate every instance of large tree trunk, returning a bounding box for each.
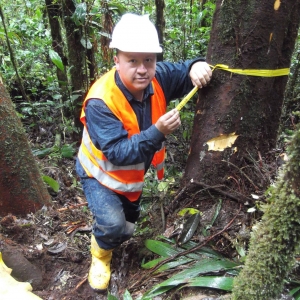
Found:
[0,81,52,217]
[184,0,300,192]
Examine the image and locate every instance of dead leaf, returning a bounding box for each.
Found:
[47,242,67,254]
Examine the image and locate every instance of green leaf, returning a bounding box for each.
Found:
[145,240,180,257]
[99,31,111,38]
[156,236,224,259]
[141,257,166,269]
[143,238,221,272]
[187,276,234,291]
[80,37,92,49]
[178,212,201,245]
[157,181,169,192]
[178,207,200,216]
[156,257,193,272]
[107,293,118,300]
[71,2,87,26]
[182,242,224,259]
[123,290,133,300]
[143,259,238,298]
[61,144,76,158]
[235,244,246,257]
[142,256,193,272]
[290,286,300,296]
[202,199,222,236]
[42,175,60,192]
[49,50,64,71]
[211,199,222,225]
[142,286,173,299]
[157,259,238,285]
[32,147,53,158]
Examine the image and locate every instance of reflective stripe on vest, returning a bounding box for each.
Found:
[78,68,166,201]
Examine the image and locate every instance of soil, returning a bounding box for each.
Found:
[0,122,284,300]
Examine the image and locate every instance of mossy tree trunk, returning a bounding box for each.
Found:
[0,81,52,217]
[232,125,300,299]
[184,0,300,190]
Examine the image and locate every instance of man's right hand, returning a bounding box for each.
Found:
[155,109,181,135]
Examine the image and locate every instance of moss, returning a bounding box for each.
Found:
[218,0,256,46]
[232,125,300,299]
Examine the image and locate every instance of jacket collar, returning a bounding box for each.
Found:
[115,71,154,102]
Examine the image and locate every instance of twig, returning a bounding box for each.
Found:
[129,204,242,290]
[221,159,258,190]
[62,275,88,299]
[165,185,188,214]
[74,275,88,290]
[191,179,252,204]
[160,200,166,232]
[57,202,88,212]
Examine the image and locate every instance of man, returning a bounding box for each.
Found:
[76,13,212,291]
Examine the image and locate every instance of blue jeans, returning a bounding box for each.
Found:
[81,178,140,250]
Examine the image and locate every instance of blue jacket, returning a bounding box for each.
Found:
[76,58,204,178]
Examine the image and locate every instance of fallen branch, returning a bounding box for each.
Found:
[191,179,252,205]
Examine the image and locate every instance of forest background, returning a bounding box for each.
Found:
[0,0,300,299]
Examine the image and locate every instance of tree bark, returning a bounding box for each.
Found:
[0,81,52,217]
[61,0,86,126]
[45,0,69,112]
[99,0,113,71]
[184,0,300,192]
[155,0,165,62]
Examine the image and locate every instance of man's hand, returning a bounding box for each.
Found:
[155,109,181,135]
[189,61,212,88]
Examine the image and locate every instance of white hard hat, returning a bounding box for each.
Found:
[109,13,162,53]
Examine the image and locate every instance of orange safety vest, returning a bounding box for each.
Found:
[77,68,166,201]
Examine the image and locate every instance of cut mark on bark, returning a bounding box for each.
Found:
[274,0,281,10]
[206,133,238,151]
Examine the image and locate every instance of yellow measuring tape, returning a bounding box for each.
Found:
[175,64,290,111]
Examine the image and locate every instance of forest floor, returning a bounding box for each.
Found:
[0,122,296,300]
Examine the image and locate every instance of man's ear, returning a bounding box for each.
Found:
[114,56,120,71]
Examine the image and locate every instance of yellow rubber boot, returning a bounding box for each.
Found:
[88,235,113,291]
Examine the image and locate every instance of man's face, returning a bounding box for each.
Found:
[114,51,157,100]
